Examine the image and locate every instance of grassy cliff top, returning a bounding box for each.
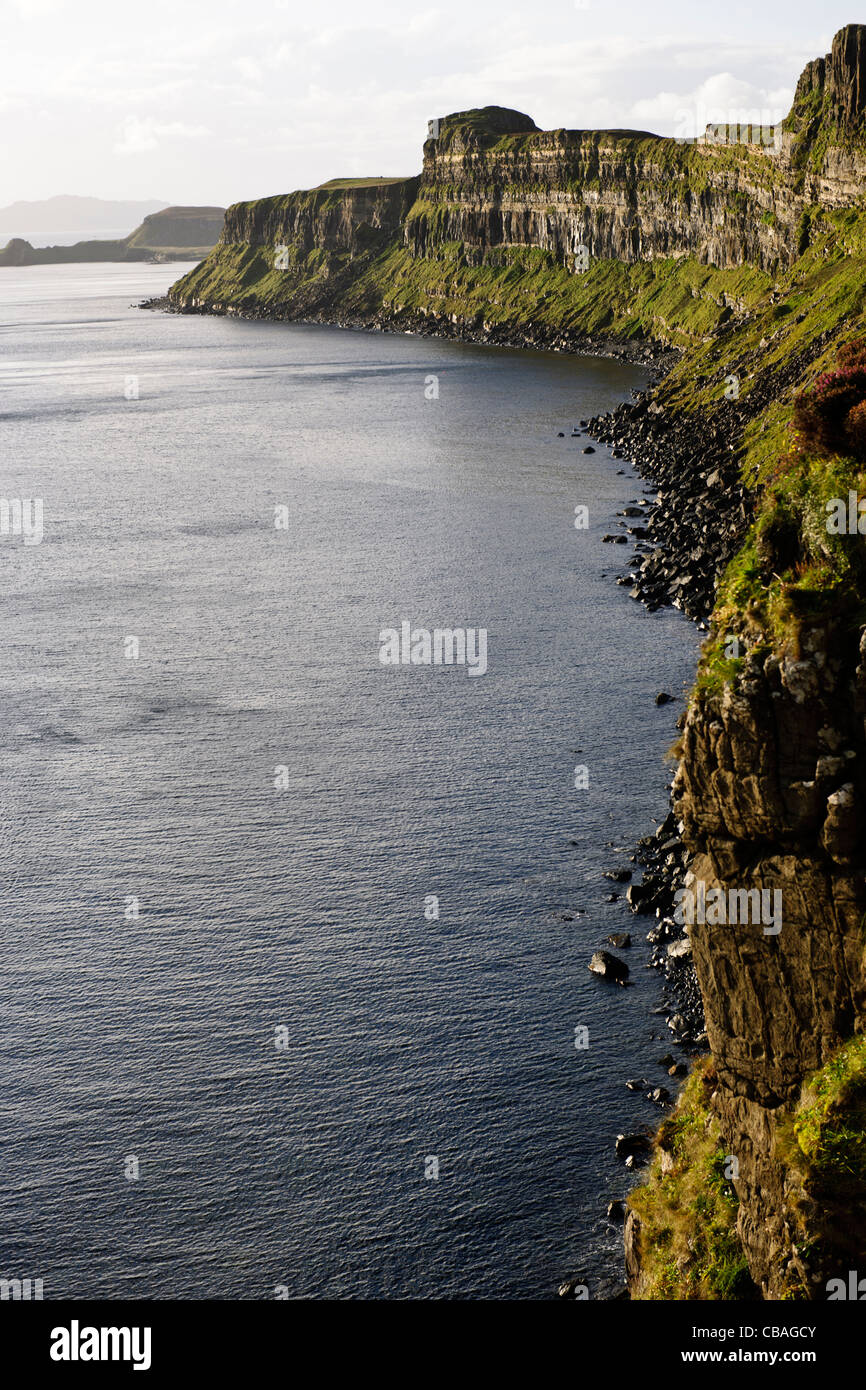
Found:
[314,177,416,189]
[438,106,538,136]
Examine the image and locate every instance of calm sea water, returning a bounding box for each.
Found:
[0,262,698,1300]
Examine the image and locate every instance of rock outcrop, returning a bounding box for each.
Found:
[794,23,866,132]
[409,115,795,273]
[670,624,866,1297]
[830,22,866,127]
[219,177,419,257]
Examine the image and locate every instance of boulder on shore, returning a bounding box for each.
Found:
[589,950,630,984]
[616,1132,651,1160]
[607,931,632,948]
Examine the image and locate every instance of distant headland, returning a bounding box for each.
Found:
[0,205,225,266]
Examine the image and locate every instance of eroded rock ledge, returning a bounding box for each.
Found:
[669,625,866,1296]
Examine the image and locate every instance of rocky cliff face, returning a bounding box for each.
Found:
[169,177,421,318]
[219,177,419,257]
[408,120,796,274]
[791,22,866,132]
[830,23,866,126]
[169,27,866,326]
[404,28,866,280]
[673,623,866,1297]
[592,317,866,1296]
[779,26,866,201]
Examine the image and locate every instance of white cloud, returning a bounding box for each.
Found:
[0,1,835,203]
[6,0,64,14]
[632,73,793,139]
[233,56,263,83]
[114,116,210,155]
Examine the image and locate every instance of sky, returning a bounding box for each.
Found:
[0,0,860,207]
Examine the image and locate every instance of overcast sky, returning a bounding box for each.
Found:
[0,0,858,206]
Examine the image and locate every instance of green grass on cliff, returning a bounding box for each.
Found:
[710,448,866,658]
[664,209,866,690]
[789,1036,866,1194]
[170,231,773,347]
[701,488,866,699]
[627,1059,756,1300]
[769,1036,866,1293]
[364,241,773,346]
[657,210,866,420]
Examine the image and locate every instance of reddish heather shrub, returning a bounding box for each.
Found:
[836,339,866,372]
[791,339,866,459]
[846,400,866,457]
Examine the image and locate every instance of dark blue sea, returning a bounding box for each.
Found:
[0,262,698,1298]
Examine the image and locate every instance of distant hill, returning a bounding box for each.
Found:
[125,206,226,251]
[0,206,226,267]
[0,195,170,236]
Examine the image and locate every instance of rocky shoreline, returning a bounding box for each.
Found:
[584,381,744,1066]
[579,379,745,1289]
[585,319,842,618]
[569,319,866,1296]
[141,292,679,372]
[580,324,841,1057]
[586,394,752,622]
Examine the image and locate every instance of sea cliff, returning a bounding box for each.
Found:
[165,25,866,1299]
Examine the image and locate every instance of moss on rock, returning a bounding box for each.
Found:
[627,1060,757,1300]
